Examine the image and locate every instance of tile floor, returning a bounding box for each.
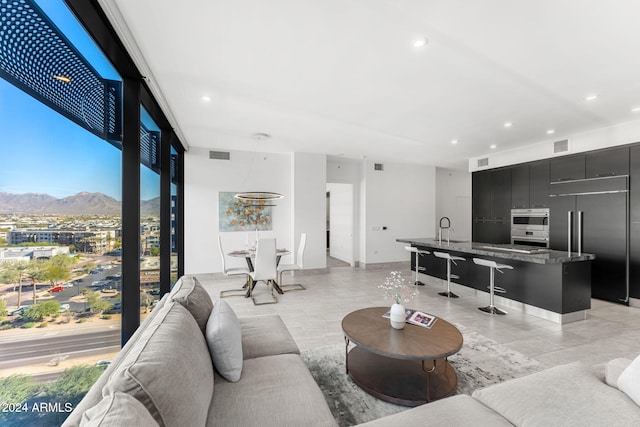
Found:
[196,260,640,368]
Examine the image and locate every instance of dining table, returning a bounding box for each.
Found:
[228,248,290,296]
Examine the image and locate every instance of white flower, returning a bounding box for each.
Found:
[378,271,418,304]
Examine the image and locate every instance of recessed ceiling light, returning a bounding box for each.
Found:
[546,129,556,135]
[201,95,211,102]
[53,75,71,83]
[451,139,458,145]
[413,37,428,48]
[585,94,598,101]
[490,144,497,149]
[632,107,640,113]
[503,122,513,128]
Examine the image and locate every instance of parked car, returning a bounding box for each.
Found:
[10,306,30,316]
[62,283,74,288]
[95,359,111,367]
[49,286,64,293]
[147,289,160,296]
[59,303,70,312]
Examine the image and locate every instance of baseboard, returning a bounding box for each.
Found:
[630,298,640,308]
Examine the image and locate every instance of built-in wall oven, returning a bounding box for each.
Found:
[511,208,550,247]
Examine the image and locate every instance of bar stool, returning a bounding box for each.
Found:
[405,246,430,286]
[473,258,513,315]
[432,251,465,298]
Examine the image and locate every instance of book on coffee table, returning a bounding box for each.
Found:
[407,310,437,329]
[381,309,437,329]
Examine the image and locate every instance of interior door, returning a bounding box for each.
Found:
[577,193,628,303]
[549,196,576,251]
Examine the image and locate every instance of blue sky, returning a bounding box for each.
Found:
[0,0,160,201]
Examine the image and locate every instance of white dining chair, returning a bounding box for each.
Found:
[249,238,278,305]
[277,233,307,292]
[218,235,251,299]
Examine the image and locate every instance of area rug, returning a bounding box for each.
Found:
[300,325,544,426]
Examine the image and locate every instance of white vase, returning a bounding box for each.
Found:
[389,303,406,329]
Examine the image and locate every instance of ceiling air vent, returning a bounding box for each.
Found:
[477,158,489,168]
[374,163,384,171]
[553,139,569,154]
[209,150,230,160]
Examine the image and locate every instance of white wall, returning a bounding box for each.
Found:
[184,147,292,274]
[435,167,472,241]
[291,153,327,269]
[469,118,640,171]
[327,183,354,265]
[361,160,436,264]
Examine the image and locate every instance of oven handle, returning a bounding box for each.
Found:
[511,235,549,242]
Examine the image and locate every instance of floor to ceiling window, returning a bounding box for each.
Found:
[0,1,184,425]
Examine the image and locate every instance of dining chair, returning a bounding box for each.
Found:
[277,233,307,292]
[249,238,278,305]
[218,235,251,299]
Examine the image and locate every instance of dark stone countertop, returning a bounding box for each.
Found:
[396,238,595,264]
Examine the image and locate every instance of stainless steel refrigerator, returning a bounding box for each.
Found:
[549,176,629,304]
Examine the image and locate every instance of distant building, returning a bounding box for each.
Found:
[8,229,118,253]
[0,246,70,263]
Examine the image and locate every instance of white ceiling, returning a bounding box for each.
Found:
[98,0,640,169]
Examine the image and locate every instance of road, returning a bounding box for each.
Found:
[0,330,120,369]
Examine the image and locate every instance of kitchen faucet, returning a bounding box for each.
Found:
[439,217,451,245]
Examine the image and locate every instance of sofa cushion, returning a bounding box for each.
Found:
[239,315,299,359]
[206,299,243,382]
[605,357,632,388]
[618,354,640,406]
[357,394,512,426]
[104,302,214,427]
[473,361,640,426]
[80,392,158,427]
[62,294,170,427]
[209,353,337,427]
[170,275,213,332]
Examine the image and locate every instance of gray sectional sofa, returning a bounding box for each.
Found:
[64,275,640,426]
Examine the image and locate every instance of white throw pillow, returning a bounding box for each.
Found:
[206,299,243,382]
[618,354,640,406]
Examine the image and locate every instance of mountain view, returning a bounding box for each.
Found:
[0,192,160,215]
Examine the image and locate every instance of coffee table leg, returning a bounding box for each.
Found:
[344,336,351,374]
[422,360,437,402]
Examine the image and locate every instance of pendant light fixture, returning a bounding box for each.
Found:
[234,133,284,204]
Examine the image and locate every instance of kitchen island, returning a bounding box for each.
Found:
[397,238,595,324]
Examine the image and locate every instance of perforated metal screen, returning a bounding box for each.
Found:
[0,0,122,144]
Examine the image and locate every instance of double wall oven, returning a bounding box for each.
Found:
[511,208,550,247]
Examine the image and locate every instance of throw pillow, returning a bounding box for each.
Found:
[618,354,640,406]
[170,275,213,332]
[80,392,158,426]
[605,358,632,388]
[104,302,214,427]
[205,299,243,382]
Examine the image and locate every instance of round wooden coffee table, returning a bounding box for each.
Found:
[342,307,463,407]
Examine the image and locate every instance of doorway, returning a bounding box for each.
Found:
[326,183,354,266]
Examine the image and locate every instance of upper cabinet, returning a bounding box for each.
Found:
[529,160,550,208]
[473,169,511,220]
[491,168,511,220]
[511,164,529,209]
[472,171,491,219]
[550,155,585,182]
[585,147,629,178]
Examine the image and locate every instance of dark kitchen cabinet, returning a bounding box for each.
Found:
[549,189,628,303]
[529,160,550,208]
[472,171,491,219]
[585,147,629,178]
[630,146,640,300]
[550,155,585,182]
[511,165,529,209]
[490,168,511,220]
